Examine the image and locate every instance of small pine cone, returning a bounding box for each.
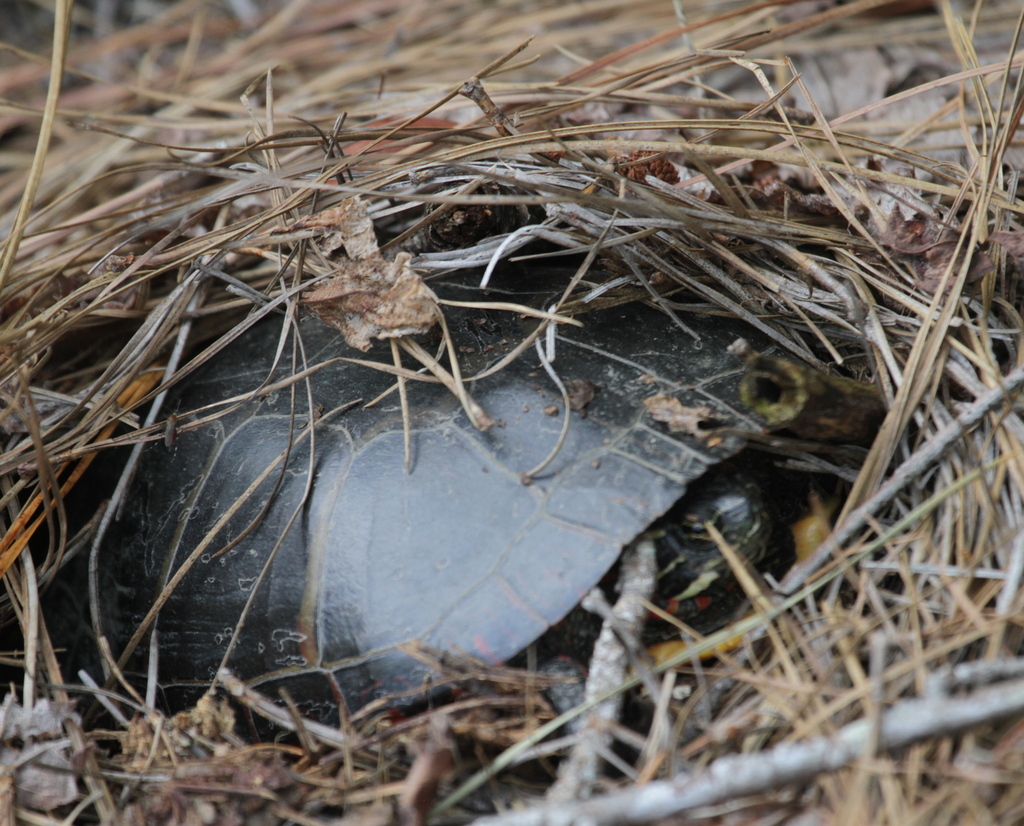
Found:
[617,151,679,185]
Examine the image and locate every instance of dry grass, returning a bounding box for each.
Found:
[2,0,1024,823]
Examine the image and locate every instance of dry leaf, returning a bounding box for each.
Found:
[398,715,455,826]
[566,378,597,414]
[0,743,78,811]
[750,178,840,218]
[292,199,379,259]
[991,229,1024,271]
[880,211,993,294]
[299,197,439,351]
[304,252,438,351]
[0,697,79,740]
[0,697,80,811]
[643,396,720,436]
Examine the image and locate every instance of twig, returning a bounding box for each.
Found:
[548,540,657,800]
[217,668,348,749]
[459,77,520,138]
[472,666,1024,826]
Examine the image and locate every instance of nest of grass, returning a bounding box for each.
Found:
[3,0,1024,822]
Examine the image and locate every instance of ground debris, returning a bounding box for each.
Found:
[990,227,1024,271]
[301,198,439,351]
[119,751,296,826]
[123,694,238,770]
[398,715,455,826]
[878,209,994,294]
[643,396,720,437]
[0,695,79,812]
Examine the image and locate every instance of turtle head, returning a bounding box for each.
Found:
[651,466,773,603]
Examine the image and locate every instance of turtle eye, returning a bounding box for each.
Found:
[679,516,711,543]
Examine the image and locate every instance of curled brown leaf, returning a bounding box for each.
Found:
[304,252,439,351]
[300,198,440,351]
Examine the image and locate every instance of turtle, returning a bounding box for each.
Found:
[92,278,785,724]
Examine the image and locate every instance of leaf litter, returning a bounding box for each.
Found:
[1,0,1024,823]
[299,198,440,351]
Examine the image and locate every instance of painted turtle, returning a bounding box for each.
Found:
[94,285,778,722]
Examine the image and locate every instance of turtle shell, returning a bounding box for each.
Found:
[96,296,767,721]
